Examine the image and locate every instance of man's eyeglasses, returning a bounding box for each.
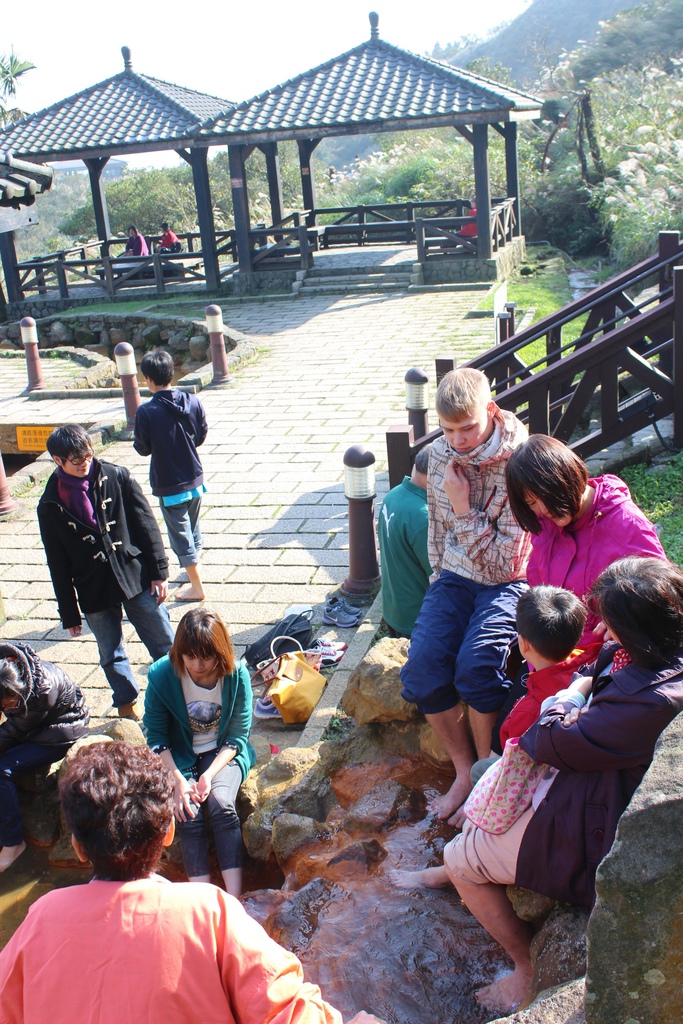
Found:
[65,451,93,466]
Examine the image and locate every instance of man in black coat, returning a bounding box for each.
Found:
[38,425,175,721]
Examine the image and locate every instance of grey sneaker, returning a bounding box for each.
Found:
[322,597,362,627]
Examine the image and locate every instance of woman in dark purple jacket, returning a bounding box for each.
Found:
[398,557,683,1016]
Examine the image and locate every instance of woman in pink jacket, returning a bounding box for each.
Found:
[505,435,666,645]
[0,741,383,1024]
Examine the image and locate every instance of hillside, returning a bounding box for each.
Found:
[439,0,639,84]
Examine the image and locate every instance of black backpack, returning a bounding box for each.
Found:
[243,613,313,670]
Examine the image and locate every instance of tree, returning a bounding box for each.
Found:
[0,50,34,125]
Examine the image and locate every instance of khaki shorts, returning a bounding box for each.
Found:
[443,807,534,887]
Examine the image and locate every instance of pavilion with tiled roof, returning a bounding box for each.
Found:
[0,47,232,295]
[197,12,542,271]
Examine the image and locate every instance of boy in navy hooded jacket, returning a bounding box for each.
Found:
[134,349,208,602]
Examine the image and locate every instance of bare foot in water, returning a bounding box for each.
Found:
[175,585,205,602]
[475,969,533,1014]
[427,777,472,822]
[391,865,451,889]
[448,803,468,829]
[0,842,26,872]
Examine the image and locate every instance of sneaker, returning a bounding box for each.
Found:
[306,638,348,665]
[253,696,282,720]
[117,701,141,722]
[322,597,362,628]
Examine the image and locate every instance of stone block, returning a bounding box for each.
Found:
[142,324,162,346]
[271,812,331,864]
[342,779,426,832]
[341,636,420,725]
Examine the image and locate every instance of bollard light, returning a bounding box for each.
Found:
[206,303,232,386]
[344,445,376,500]
[405,367,429,440]
[20,316,45,392]
[342,445,380,597]
[114,341,141,432]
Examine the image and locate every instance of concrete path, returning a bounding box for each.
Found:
[0,257,498,742]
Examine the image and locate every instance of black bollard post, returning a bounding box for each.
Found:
[405,367,429,440]
[342,445,380,598]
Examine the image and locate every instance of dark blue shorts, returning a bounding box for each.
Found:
[400,570,527,715]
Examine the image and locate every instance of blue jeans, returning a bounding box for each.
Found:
[85,588,174,707]
[0,741,73,846]
[400,570,527,715]
[176,753,243,878]
[160,497,203,568]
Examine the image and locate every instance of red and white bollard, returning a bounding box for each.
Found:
[20,317,45,393]
[206,304,232,386]
[114,342,141,432]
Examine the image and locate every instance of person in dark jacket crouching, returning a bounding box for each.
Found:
[0,641,90,872]
[394,557,683,1017]
[38,425,175,722]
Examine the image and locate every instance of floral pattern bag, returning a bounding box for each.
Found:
[464,738,544,835]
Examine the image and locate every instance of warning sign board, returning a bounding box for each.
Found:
[15,426,56,452]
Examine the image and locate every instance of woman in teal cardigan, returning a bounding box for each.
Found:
[144,608,255,895]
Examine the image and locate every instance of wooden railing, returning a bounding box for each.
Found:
[415,198,516,262]
[308,199,474,248]
[386,231,683,484]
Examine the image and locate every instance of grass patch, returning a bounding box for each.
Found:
[620,454,683,567]
[474,246,588,368]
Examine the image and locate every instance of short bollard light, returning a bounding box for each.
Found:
[405,367,429,440]
[114,342,141,432]
[342,445,380,597]
[20,317,45,393]
[206,304,232,386]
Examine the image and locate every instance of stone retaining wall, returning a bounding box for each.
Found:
[422,237,526,284]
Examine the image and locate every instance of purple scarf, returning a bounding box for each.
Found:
[56,463,98,530]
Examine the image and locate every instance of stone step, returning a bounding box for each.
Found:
[305,273,413,286]
[305,265,415,279]
[298,282,410,295]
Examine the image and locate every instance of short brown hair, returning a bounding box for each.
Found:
[59,742,173,881]
[506,435,589,534]
[435,368,492,421]
[170,608,235,677]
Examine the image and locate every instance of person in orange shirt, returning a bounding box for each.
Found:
[0,741,384,1024]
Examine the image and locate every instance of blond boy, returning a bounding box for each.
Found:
[400,369,532,822]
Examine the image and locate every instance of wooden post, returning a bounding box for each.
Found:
[298,224,312,270]
[435,357,457,383]
[260,142,284,227]
[228,145,253,274]
[102,256,115,297]
[504,122,521,237]
[297,139,320,227]
[473,124,492,261]
[415,218,425,263]
[673,268,683,450]
[386,424,414,490]
[84,157,111,241]
[188,149,220,291]
[152,255,166,295]
[0,232,24,303]
[55,258,68,298]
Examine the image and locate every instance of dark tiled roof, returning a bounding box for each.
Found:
[199,38,542,141]
[0,150,53,207]
[0,70,232,160]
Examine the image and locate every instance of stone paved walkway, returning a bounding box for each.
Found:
[0,270,498,739]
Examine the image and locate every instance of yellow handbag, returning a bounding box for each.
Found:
[266,649,327,724]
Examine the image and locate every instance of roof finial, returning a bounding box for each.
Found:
[369,11,379,40]
[121,46,132,71]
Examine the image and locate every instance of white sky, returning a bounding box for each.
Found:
[4,0,532,168]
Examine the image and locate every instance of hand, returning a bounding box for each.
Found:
[196,772,212,802]
[68,625,82,638]
[174,777,200,822]
[591,620,614,641]
[150,579,168,604]
[562,706,585,727]
[443,461,471,515]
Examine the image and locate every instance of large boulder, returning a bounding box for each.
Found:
[271,812,331,864]
[341,637,420,725]
[528,907,589,1006]
[490,979,586,1024]
[585,714,683,1024]
[342,779,426,833]
[319,721,422,777]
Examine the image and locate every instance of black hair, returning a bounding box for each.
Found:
[46,424,93,461]
[0,660,27,713]
[414,444,431,476]
[140,348,174,386]
[589,557,683,668]
[160,222,169,230]
[128,224,139,234]
[59,742,174,881]
[515,586,586,663]
[506,435,589,535]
